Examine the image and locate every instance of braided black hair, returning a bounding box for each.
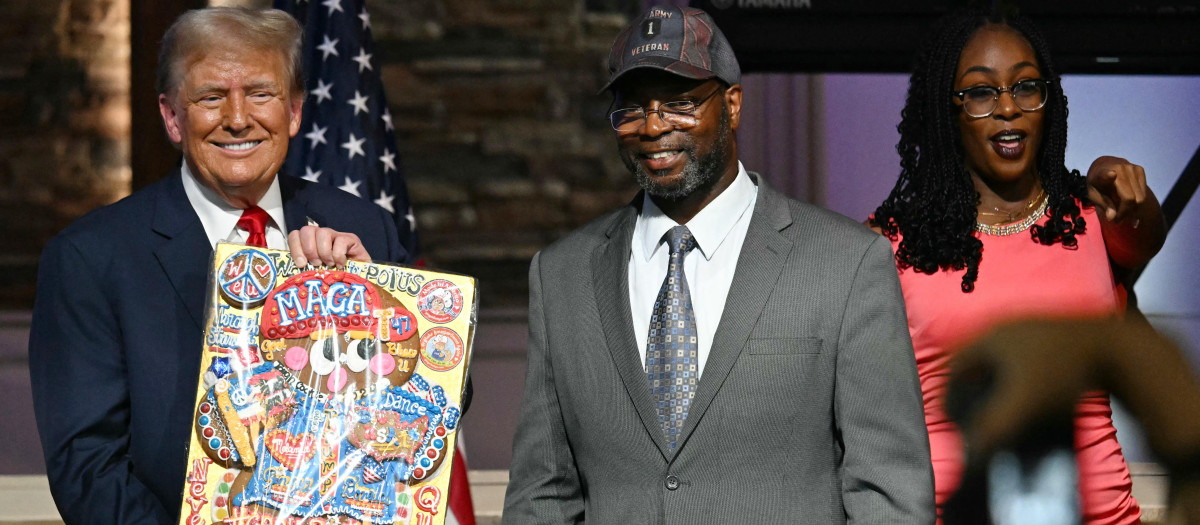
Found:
[873,7,1090,292]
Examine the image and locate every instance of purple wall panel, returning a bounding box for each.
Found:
[1060,75,1200,322]
[738,73,817,201]
[819,74,910,222]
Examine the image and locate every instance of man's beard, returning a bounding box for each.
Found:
[622,107,731,201]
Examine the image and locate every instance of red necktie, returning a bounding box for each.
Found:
[237,206,270,248]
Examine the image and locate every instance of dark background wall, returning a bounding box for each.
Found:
[0,0,647,473]
[3,0,1199,479]
[0,0,132,307]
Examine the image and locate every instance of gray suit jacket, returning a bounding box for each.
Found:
[503,173,934,524]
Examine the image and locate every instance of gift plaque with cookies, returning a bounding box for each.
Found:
[177,243,476,525]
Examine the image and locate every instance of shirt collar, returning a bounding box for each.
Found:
[637,161,756,262]
[180,162,287,248]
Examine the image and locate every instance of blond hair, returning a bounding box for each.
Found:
[156,7,304,96]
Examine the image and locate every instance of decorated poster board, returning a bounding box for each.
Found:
[178,243,476,525]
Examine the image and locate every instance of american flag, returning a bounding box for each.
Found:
[273,1,476,523]
[275,0,419,256]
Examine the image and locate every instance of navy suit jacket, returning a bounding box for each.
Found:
[28,170,409,524]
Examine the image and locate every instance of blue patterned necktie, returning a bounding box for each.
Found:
[646,225,699,450]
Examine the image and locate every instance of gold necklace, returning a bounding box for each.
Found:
[975,195,1048,236]
[977,188,1045,223]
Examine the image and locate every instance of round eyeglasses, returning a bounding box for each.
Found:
[953,79,1051,118]
[609,85,723,133]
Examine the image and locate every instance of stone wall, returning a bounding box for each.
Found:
[0,0,131,307]
[363,0,642,469]
[371,0,638,309]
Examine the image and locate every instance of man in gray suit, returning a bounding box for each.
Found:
[503,5,933,523]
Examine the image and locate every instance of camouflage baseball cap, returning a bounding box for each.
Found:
[601,4,741,92]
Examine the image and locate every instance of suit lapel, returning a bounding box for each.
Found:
[675,174,795,452]
[152,170,214,331]
[279,174,319,231]
[591,200,673,459]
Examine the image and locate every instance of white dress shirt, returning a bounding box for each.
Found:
[180,163,289,251]
[629,162,758,379]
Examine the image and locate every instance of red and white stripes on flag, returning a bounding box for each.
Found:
[446,439,477,525]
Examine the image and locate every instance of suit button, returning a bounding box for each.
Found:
[665,475,680,490]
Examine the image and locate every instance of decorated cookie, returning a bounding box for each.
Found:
[419,327,466,372]
[417,279,464,324]
[217,249,276,309]
[191,267,465,523]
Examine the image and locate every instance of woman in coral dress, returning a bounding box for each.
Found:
[870,7,1166,524]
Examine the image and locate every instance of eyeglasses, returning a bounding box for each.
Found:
[609,85,723,133]
[953,79,1051,118]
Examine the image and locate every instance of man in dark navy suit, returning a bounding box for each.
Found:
[28,7,408,524]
